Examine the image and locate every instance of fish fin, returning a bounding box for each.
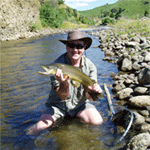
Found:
[71,80,80,88]
[87,91,103,101]
[38,71,49,75]
[91,79,97,84]
[63,74,69,78]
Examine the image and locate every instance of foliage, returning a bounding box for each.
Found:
[60,21,89,29]
[114,19,150,37]
[40,1,63,28]
[102,17,116,24]
[30,23,37,32]
[58,0,64,4]
[79,0,150,19]
[39,0,95,29]
[144,10,149,17]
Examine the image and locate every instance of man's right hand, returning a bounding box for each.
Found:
[55,68,70,83]
[55,69,70,100]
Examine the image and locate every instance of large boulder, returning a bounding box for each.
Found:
[144,52,150,62]
[117,88,133,100]
[125,42,141,50]
[121,58,132,71]
[128,96,150,107]
[138,68,150,85]
[126,133,150,150]
[112,80,126,92]
[134,87,148,95]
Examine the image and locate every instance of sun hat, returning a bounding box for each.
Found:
[59,30,92,50]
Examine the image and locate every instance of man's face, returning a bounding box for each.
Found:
[66,40,85,62]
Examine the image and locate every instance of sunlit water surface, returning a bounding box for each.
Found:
[1,32,125,150]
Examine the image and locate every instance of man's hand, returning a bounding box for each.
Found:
[86,83,102,100]
[55,68,70,83]
[88,83,102,93]
[55,69,70,100]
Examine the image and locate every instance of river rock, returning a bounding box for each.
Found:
[125,42,141,50]
[129,96,150,107]
[144,52,150,62]
[132,62,141,71]
[124,78,133,85]
[138,109,149,117]
[121,58,132,71]
[140,42,150,49]
[138,68,150,85]
[117,88,133,100]
[132,55,144,63]
[104,50,114,56]
[134,87,148,95]
[131,36,140,43]
[112,80,126,92]
[133,111,145,125]
[120,34,128,40]
[140,37,147,43]
[145,118,150,124]
[135,122,150,132]
[126,132,150,150]
[141,62,149,68]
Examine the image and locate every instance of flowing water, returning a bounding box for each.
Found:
[1,32,125,150]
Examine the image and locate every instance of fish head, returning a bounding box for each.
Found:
[38,65,56,75]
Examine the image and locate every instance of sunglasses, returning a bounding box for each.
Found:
[67,43,85,49]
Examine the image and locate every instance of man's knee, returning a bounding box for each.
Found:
[40,114,56,125]
[92,117,103,125]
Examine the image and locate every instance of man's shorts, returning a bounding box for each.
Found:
[42,102,96,119]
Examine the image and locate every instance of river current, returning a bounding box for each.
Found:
[1,32,122,150]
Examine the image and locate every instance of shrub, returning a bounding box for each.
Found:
[144,10,149,17]
[58,0,65,4]
[73,9,78,18]
[30,23,37,32]
[40,1,63,28]
[102,17,116,25]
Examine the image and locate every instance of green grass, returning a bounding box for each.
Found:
[113,18,150,36]
[79,0,150,19]
[60,21,89,29]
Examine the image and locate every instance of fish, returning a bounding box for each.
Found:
[38,63,101,101]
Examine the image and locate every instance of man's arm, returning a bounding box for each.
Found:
[55,69,70,100]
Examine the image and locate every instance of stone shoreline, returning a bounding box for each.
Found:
[90,29,150,149]
[0,28,74,41]
[0,26,112,42]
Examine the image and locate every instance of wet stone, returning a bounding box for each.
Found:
[129,96,150,107]
[127,132,150,150]
[134,87,148,95]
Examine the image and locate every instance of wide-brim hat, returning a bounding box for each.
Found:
[59,30,92,50]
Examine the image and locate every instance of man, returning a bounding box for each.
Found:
[27,30,103,135]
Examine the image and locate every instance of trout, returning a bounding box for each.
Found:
[39,63,101,101]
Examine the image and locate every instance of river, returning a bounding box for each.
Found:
[1,32,123,150]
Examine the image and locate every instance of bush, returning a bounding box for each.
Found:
[30,23,37,32]
[73,9,78,18]
[58,0,65,4]
[102,17,116,25]
[144,10,149,17]
[40,1,63,28]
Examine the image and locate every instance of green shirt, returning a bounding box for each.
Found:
[46,52,97,112]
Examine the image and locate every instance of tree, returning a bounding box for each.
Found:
[144,10,149,17]
[40,2,63,28]
[58,0,65,4]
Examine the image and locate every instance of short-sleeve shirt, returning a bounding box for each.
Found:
[46,52,97,113]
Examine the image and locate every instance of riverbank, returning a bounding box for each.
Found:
[91,28,150,149]
[0,28,71,41]
[0,26,113,42]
